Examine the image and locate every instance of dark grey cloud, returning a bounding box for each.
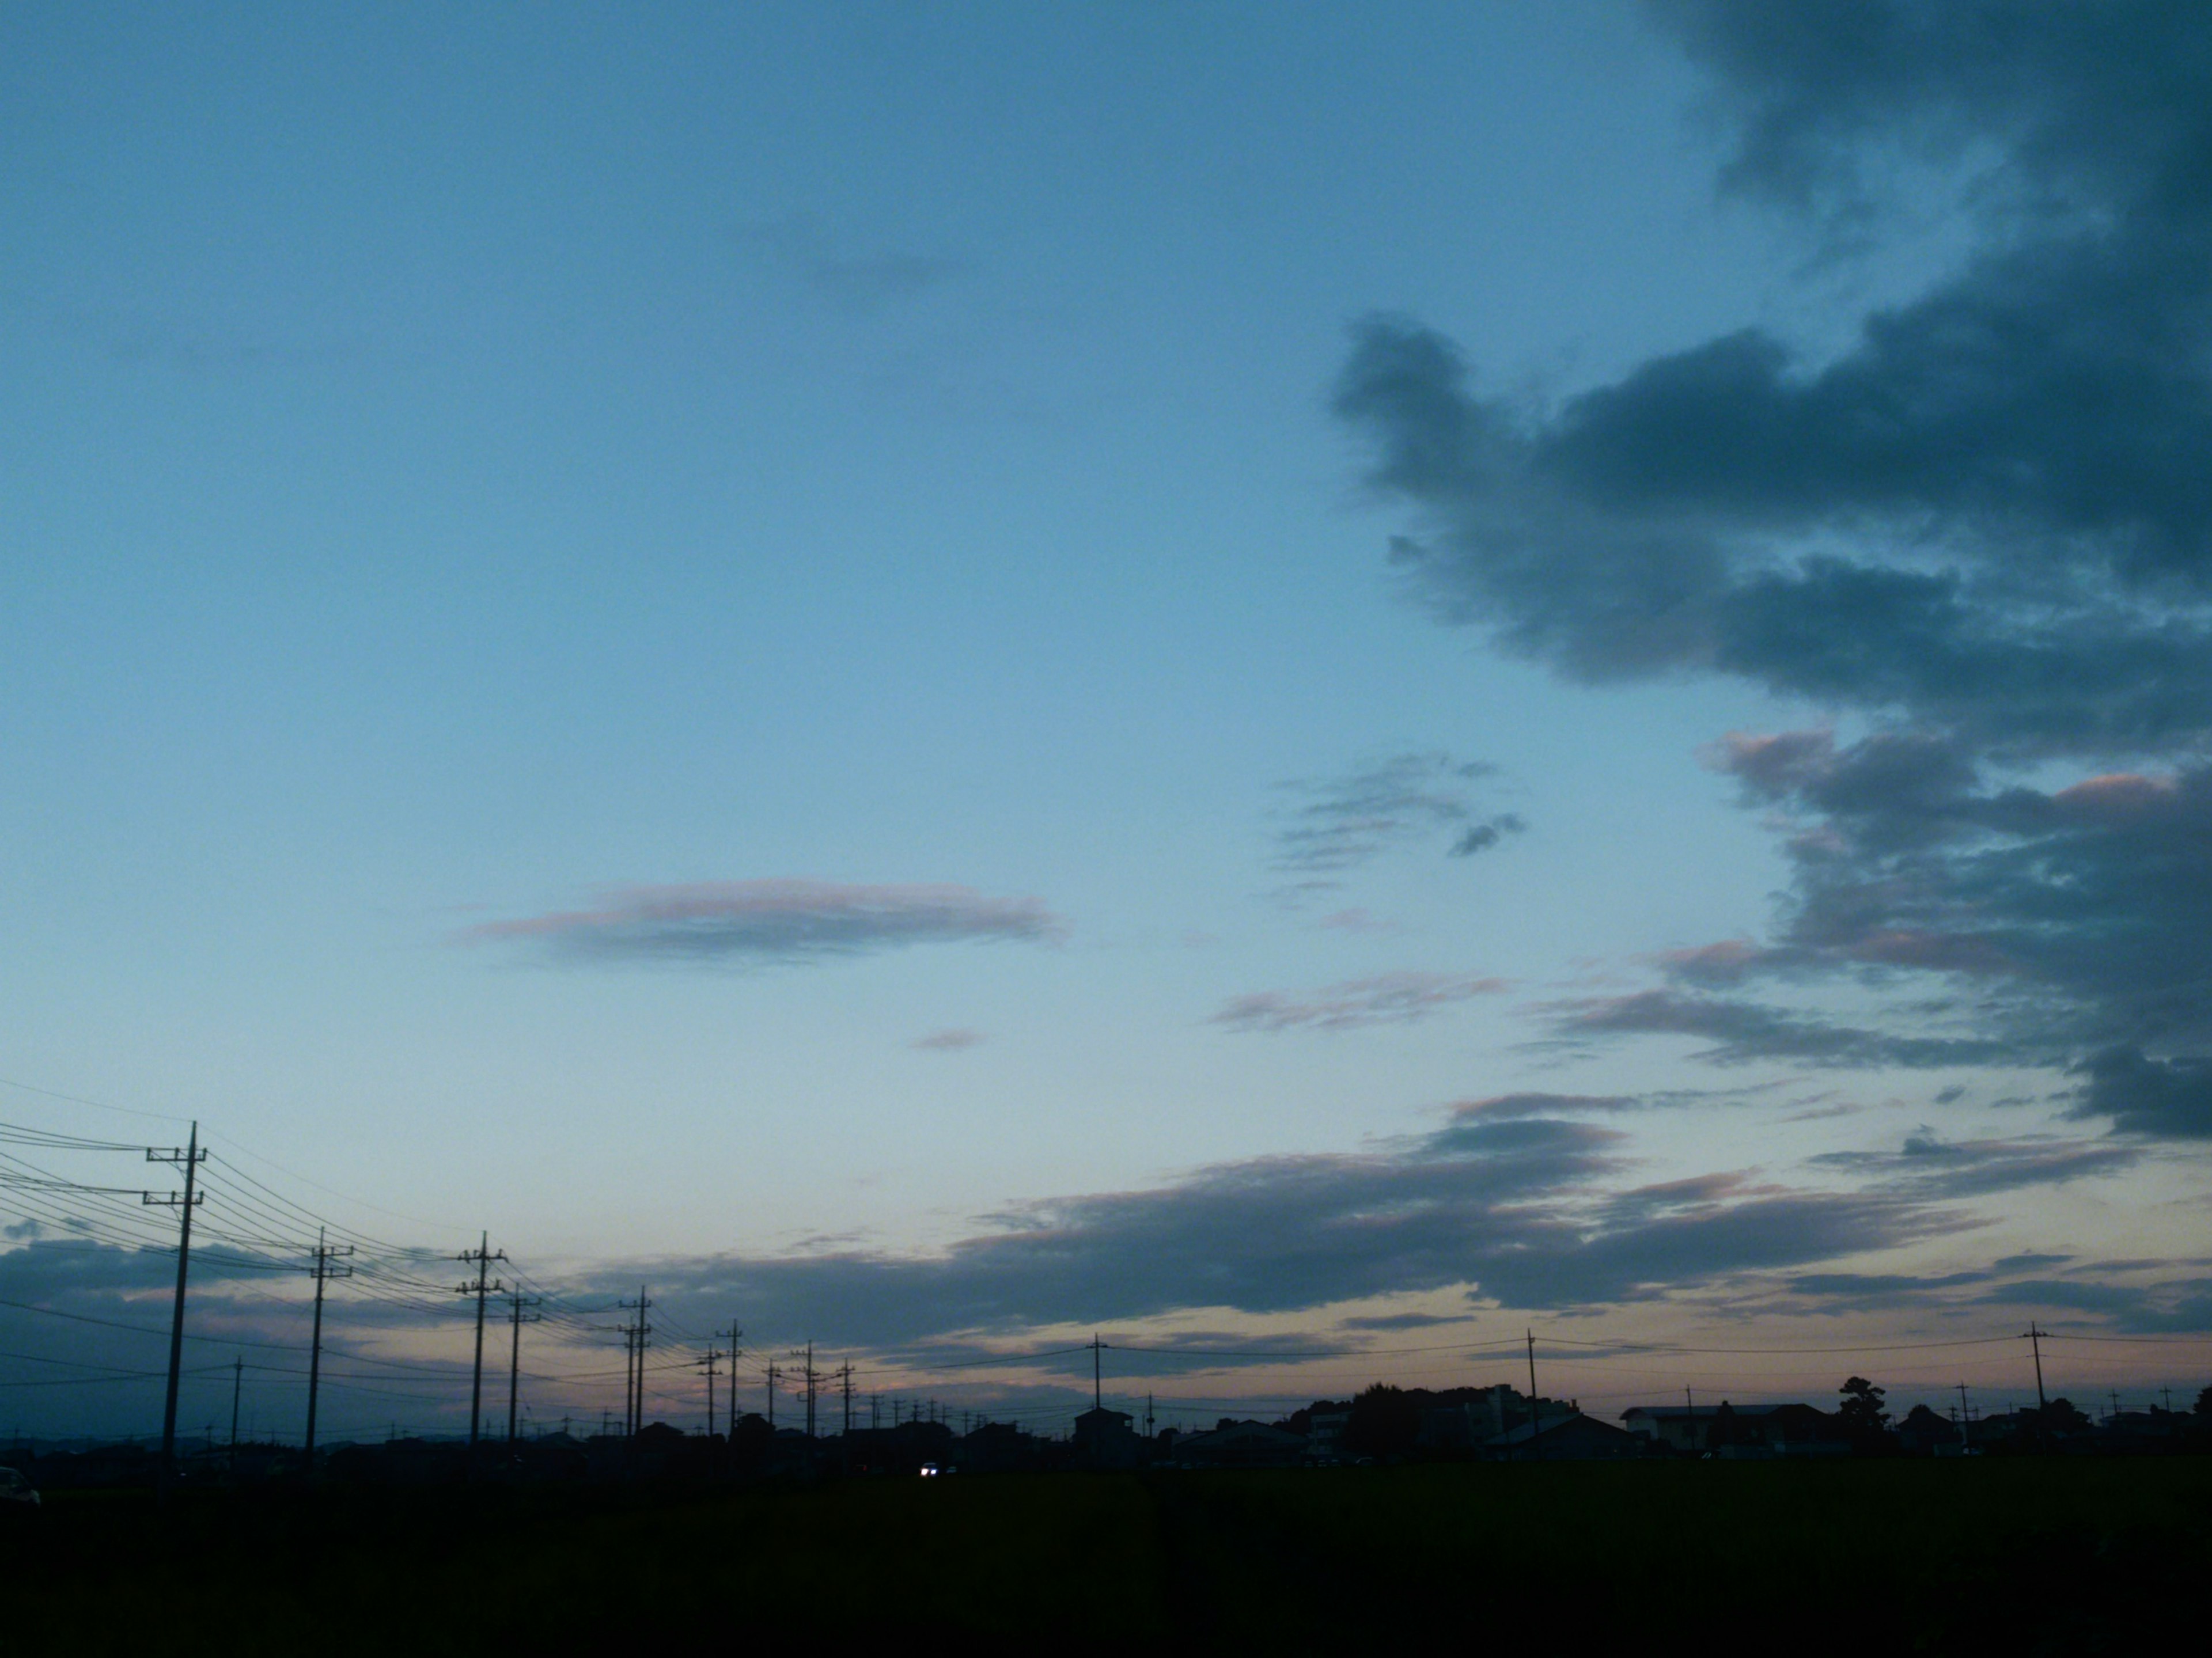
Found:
[2073,1046,2212,1139]
[1551,988,2002,1069]
[1338,5,2212,745]
[1336,1311,1468,1331]
[1211,972,1508,1034]
[1783,1259,2212,1333]
[1444,1091,1642,1120]
[1336,7,2212,1136]
[603,1113,1968,1350]
[464,880,1065,966]
[1682,734,2212,1117]
[1450,814,1525,856]
[1809,1129,2141,1198]
[1270,754,1517,889]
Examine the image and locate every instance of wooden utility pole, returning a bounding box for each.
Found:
[619,1287,652,1437]
[1525,1329,1542,1462]
[800,1341,817,1439]
[1089,1334,1107,1410]
[2023,1323,2048,1409]
[697,1346,721,1437]
[455,1233,507,1457]
[144,1120,207,1497]
[717,1323,743,1438]
[304,1227,354,1461]
[506,1287,541,1443]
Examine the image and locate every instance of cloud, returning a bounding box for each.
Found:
[1444,1092,1642,1120]
[911,1028,987,1053]
[1212,972,1508,1033]
[2072,1047,2212,1139]
[1450,814,1525,856]
[1330,6,2212,1136]
[1550,989,2002,1069]
[1336,1311,1470,1331]
[738,213,963,310]
[1809,1130,2142,1198]
[463,881,1065,966]
[603,1111,1963,1349]
[1268,754,1514,887]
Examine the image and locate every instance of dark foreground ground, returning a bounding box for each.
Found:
[4,1459,2206,1655]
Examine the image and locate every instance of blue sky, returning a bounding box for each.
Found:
[3,3,2207,1437]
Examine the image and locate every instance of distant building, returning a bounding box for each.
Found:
[1619,1403,1840,1456]
[1306,1409,1350,1462]
[1172,1419,1308,1469]
[1485,1412,1642,1462]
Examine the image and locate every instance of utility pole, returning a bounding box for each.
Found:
[697,1346,721,1438]
[840,1361,854,1436]
[304,1227,354,1462]
[1957,1382,1972,1448]
[1089,1334,1107,1410]
[718,1324,743,1438]
[455,1232,507,1458]
[229,1357,243,1479]
[1146,1393,1155,1439]
[870,1394,880,1431]
[1685,1386,1695,1454]
[143,1120,206,1497]
[506,1287,541,1444]
[800,1341,817,1439]
[765,1361,779,1429]
[620,1327,637,1438]
[1525,1329,1542,1462]
[2023,1323,2048,1410]
[619,1287,652,1437]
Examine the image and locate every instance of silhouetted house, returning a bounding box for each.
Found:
[955,1421,1036,1474]
[1072,1406,1141,1470]
[1485,1412,1641,1461]
[1896,1404,1965,1456]
[1172,1418,1307,1469]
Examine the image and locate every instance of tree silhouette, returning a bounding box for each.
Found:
[1838,1376,1891,1450]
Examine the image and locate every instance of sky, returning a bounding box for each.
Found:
[2,1,2209,1440]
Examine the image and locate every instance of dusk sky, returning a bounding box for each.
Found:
[3,2,2208,1439]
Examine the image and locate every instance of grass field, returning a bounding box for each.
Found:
[6,1459,2206,1653]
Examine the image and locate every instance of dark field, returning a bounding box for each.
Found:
[7,1459,2206,1655]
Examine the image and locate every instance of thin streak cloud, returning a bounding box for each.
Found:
[464,881,1065,966]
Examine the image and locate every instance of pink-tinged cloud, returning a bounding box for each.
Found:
[2053,772,2179,818]
[911,1028,987,1052]
[1212,972,1508,1033]
[1316,907,1400,934]
[463,880,1065,965]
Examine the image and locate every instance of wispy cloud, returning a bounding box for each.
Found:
[1548,989,2005,1069]
[738,213,963,310]
[1810,1129,2141,1199]
[463,880,1064,967]
[911,1028,987,1053]
[1269,753,1519,893]
[1213,972,1508,1033]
